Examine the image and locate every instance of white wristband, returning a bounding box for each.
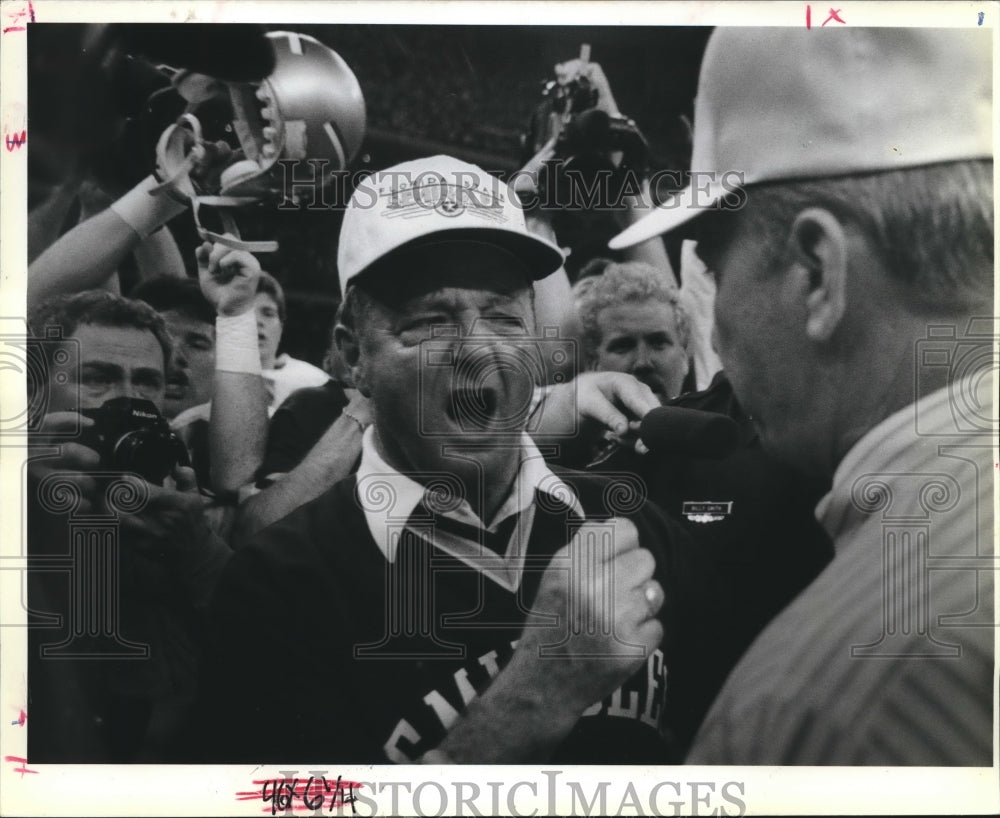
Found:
[214,311,261,374]
[109,175,188,239]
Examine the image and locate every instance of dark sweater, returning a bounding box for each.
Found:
[194,467,715,764]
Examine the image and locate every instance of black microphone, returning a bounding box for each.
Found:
[638,406,741,459]
[121,24,276,83]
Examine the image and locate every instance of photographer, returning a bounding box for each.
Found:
[519,56,677,283]
[26,290,232,762]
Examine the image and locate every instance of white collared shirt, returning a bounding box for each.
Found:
[355,427,584,591]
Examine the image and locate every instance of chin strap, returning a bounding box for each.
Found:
[152,113,279,254]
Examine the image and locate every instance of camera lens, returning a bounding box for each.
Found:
[110,430,179,485]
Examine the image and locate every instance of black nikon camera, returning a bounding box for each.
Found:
[80,397,190,486]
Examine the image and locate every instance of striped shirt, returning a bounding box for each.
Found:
[687,378,995,765]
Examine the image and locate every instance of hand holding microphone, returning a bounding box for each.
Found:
[536,371,740,461]
[637,405,740,459]
[574,371,740,466]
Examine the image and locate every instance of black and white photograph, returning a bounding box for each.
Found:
[0,2,996,815]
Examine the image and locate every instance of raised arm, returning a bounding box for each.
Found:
[194,241,270,495]
[28,176,187,310]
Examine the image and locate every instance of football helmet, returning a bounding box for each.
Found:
[222,30,366,199]
[153,30,366,252]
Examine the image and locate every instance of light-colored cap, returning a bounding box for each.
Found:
[610,27,993,249]
[337,155,564,293]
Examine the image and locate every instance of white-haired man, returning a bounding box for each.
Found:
[572,260,691,405]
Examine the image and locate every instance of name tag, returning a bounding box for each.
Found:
[682,501,733,523]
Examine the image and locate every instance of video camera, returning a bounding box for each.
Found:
[521,45,650,205]
[80,397,190,486]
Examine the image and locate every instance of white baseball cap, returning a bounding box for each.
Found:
[337,155,564,293]
[610,27,994,249]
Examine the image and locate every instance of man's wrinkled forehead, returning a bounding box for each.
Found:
[71,321,168,371]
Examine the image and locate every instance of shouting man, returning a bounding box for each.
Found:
[196,155,708,763]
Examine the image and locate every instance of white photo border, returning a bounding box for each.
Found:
[2,2,997,815]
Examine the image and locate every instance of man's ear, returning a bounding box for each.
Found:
[785,208,849,343]
[333,323,370,397]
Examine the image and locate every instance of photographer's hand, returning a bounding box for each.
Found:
[118,465,232,606]
[119,466,208,544]
[554,58,621,116]
[28,412,102,515]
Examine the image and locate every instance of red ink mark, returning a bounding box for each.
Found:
[5,131,26,151]
[822,7,846,25]
[2,0,35,33]
[5,756,39,777]
[806,4,812,28]
[11,709,27,726]
[236,776,364,814]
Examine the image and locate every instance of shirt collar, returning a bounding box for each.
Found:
[355,426,584,565]
[814,378,972,544]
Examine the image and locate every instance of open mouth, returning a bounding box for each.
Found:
[446,386,500,428]
[165,373,189,400]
